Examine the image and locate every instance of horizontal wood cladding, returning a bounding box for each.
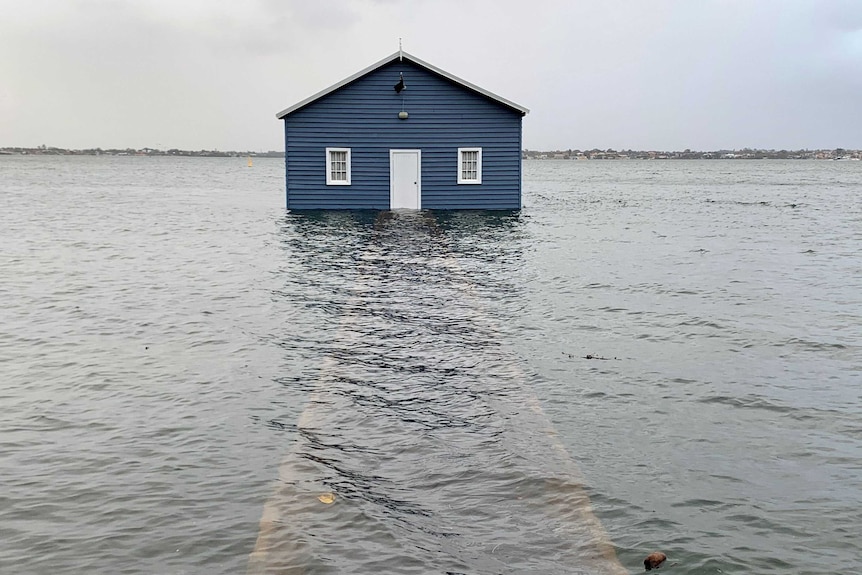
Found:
[284,59,522,210]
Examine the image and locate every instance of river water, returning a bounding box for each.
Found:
[1,156,860,574]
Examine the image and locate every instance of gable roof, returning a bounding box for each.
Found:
[276,51,529,119]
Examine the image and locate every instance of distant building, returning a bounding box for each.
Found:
[275,51,528,210]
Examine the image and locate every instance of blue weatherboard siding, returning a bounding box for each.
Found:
[282,58,523,210]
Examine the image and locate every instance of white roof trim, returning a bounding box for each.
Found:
[275,51,529,119]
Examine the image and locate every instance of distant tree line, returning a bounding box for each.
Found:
[0,146,285,157]
[522,147,859,160]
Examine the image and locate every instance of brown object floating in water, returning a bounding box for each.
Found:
[644,551,667,570]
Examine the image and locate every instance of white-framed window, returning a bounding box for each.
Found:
[457,147,482,184]
[326,147,351,185]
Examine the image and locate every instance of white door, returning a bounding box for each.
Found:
[389,149,421,209]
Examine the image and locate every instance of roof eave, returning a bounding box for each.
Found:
[403,51,529,116]
[275,51,529,119]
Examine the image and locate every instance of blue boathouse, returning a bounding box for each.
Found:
[276,51,528,210]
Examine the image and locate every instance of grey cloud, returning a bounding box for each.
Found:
[2,0,860,151]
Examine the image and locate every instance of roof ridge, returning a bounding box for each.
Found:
[275,51,528,119]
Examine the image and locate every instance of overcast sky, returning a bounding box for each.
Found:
[1,0,860,151]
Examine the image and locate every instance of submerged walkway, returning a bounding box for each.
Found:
[248,212,627,574]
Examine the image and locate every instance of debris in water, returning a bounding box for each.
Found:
[317,493,336,504]
[562,352,619,360]
[644,551,667,570]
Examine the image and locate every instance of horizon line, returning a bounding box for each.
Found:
[2,145,860,154]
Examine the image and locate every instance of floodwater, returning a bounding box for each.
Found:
[1,156,860,574]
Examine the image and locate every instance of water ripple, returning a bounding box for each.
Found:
[2,157,861,574]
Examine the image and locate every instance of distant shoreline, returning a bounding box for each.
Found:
[2,146,859,161]
[0,147,284,158]
[524,148,860,160]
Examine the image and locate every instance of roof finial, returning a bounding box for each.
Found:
[399,37,403,61]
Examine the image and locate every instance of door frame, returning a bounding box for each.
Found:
[389,149,422,209]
